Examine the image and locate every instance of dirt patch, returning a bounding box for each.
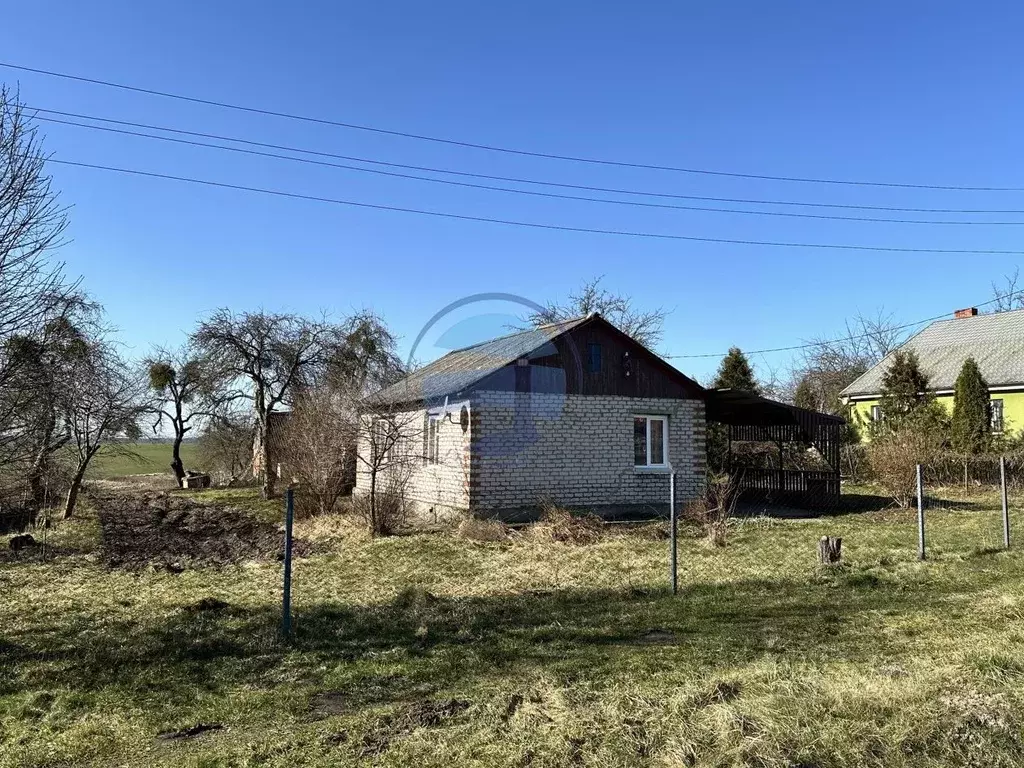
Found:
[90,488,311,570]
[359,698,471,756]
[636,628,679,645]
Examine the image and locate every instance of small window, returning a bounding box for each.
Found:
[871,405,883,422]
[991,399,1004,433]
[425,414,441,464]
[587,342,602,373]
[374,419,396,463]
[633,415,668,468]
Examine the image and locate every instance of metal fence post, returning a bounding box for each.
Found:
[1001,456,1011,549]
[916,464,925,561]
[669,472,677,595]
[282,487,294,639]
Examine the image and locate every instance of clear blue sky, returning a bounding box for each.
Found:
[4,1,1024,382]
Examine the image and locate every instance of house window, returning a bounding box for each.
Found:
[991,399,1004,433]
[633,415,668,468]
[374,419,396,463]
[871,405,883,422]
[424,413,441,464]
[587,342,602,373]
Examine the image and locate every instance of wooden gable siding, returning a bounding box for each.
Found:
[471,320,701,399]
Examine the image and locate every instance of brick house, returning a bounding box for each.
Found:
[354,313,842,520]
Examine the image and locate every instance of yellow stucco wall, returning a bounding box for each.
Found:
[850,390,1024,440]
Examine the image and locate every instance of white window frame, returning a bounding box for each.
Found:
[871,405,883,422]
[425,412,441,464]
[991,399,1004,434]
[633,414,669,469]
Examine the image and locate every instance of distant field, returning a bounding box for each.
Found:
[86,441,202,478]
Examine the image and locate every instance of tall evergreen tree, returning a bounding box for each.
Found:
[877,350,929,420]
[950,358,990,454]
[712,347,759,393]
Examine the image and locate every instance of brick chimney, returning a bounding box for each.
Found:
[954,307,978,319]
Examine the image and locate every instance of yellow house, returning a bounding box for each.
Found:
[840,307,1024,438]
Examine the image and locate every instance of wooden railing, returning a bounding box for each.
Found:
[734,468,840,508]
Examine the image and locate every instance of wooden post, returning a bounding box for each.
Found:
[1001,456,1011,549]
[282,487,294,639]
[818,536,842,565]
[917,464,925,561]
[669,472,677,595]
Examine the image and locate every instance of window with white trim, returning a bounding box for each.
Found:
[871,405,883,422]
[633,415,668,468]
[991,399,1004,433]
[424,413,441,464]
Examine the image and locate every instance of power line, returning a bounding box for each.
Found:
[38,114,1024,227]
[49,157,1024,256]
[7,60,1024,192]
[34,106,1024,216]
[665,292,1022,360]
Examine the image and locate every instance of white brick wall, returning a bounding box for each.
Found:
[353,402,472,520]
[471,391,705,515]
[354,393,707,521]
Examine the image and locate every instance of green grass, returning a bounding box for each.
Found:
[3,484,1024,766]
[86,441,202,478]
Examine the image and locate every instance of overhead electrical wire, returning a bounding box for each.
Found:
[29,107,1024,216]
[49,157,1024,258]
[38,115,1024,227]
[665,291,1024,360]
[6,60,1024,191]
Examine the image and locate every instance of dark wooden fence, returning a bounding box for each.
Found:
[735,468,840,509]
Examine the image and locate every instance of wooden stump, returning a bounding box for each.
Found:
[818,536,842,565]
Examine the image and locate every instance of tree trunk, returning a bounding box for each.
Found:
[28,447,48,507]
[170,434,186,486]
[260,420,276,499]
[63,464,88,519]
[818,536,842,565]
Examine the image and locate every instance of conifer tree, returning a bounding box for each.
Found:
[712,347,759,393]
[950,358,990,454]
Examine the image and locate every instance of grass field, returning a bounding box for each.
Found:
[86,441,201,478]
[3,483,1024,766]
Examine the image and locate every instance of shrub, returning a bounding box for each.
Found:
[353,475,409,536]
[457,517,509,543]
[684,472,739,547]
[866,423,944,507]
[529,502,603,545]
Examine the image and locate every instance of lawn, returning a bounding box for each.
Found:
[86,441,201,479]
[2,482,1024,766]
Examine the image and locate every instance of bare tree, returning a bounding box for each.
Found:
[528,276,668,350]
[0,86,75,467]
[192,309,345,499]
[991,268,1024,312]
[4,295,100,504]
[196,414,253,484]
[144,343,231,485]
[60,342,144,518]
[279,387,357,515]
[353,400,422,536]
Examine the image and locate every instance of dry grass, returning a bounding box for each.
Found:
[457,517,510,543]
[3,480,1024,766]
[528,502,604,545]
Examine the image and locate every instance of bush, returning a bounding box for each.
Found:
[866,425,944,507]
[457,517,509,542]
[529,502,603,545]
[353,478,409,537]
[683,472,739,547]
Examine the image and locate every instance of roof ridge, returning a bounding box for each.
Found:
[448,314,589,353]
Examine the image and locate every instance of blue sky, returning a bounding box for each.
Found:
[4,1,1024,382]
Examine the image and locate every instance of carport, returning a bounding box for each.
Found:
[704,388,844,509]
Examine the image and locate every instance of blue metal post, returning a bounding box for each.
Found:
[282,488,294,639]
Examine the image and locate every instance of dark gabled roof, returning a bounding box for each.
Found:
[841,308,1024,398]
[369,314,703,406]
[370,316,591,406]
